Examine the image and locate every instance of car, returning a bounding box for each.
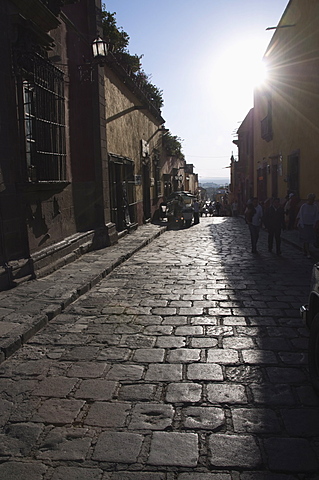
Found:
[300,261,319,393]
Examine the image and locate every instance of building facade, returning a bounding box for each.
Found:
[0,0,118,290]
[232,109,254,213]
[103,59,166,231]
[233,0,319,207]
[0,0,198,291]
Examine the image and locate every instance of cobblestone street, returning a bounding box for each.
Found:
[1,216,319,479]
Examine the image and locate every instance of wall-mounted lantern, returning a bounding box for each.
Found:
[92,36,108,60]
[78,35,108,81]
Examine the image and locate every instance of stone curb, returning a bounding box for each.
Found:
[0,224,167,364]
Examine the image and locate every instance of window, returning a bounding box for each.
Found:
[271,162,278,198]
[261,97,273,142]
[287,153,299,196]
[22,53,66,181]
[23,83,36,177]
[153,152,161,197]
[109,155,136,231]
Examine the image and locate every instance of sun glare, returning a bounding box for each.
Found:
[250,58,268,88]
[208,38,268,116]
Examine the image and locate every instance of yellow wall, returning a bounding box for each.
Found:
[253,0,319,202]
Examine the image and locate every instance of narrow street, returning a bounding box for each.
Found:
[1,216,319,480]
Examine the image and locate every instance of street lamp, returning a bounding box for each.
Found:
[92,36,108,60]
[146,125,169,143]
[174,174,183,182]
[78,36,108,81]
[158,125,169,134]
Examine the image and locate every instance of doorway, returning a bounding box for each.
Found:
[143,163,151,222]
[287,152,299,196]
[109,156,135,232]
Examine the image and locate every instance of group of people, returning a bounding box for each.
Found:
[199,200,222,217]
[244,194,319,257]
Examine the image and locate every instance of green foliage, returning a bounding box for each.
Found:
[101,10,142,71]
[135,71,164,109]
[163,132,184,159]
[101,6,163,109]
[101,10,129,53]
[119,52,142,73]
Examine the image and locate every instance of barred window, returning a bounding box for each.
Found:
[22,54,66,181]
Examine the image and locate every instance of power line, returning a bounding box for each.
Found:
[186,155,231,159]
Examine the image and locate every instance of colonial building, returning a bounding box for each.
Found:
[0,0,197,291]
[232,108,254,213]
[184,164,198,195]
[256,0,319,202]
[233,0,319,206]
[0,0,118,290]
[103,57,166,231]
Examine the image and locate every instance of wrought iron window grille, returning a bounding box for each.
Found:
[17,51,67,182]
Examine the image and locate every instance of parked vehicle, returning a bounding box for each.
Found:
[166,191,196,229]
[300,262,319,393]
[182,206,194,228]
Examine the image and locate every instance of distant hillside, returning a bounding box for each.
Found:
[200,177,229,188]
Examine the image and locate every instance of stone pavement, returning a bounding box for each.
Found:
[0,223,166,364]
[0,221,318,365]
[0,216,319,479]
[281,227,319,261]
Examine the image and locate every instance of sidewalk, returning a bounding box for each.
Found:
[242,215,319,261]
[281,226,319,261]
[0,223,166,364]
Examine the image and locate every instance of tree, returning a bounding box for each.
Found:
[101,10,129,52]
[135,71,164,110]
[101,7,163,109]
[163,132,184,159]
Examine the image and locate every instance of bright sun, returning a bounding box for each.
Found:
[248,58,268,87]
[209,38,268,116]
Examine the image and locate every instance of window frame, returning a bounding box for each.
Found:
[20,52,67,182]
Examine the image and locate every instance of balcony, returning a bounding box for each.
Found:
[261,115,273,142]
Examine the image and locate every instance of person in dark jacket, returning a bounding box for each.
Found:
[215,201,221,216]
[245,198,263,254]
[264,197,285,255]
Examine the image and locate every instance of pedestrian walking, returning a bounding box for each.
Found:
[264,197,285,255]
[231,200,238,217]
[284,192,299,230]
[296,193,319,258]
[245,197,263,253]
[215,201,221,216]
[193,199,200,224]
[208,202,214,216]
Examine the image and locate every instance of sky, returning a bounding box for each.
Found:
[105,0,289,183]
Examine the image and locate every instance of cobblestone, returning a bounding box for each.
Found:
[148,432,199,466]
[93,431,144,463]
[209,434,262,468]
[0,218,318,477]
